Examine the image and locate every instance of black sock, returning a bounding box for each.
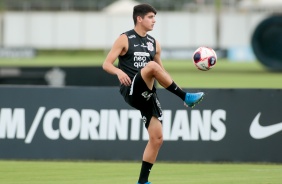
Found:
[138,161,153,184]
[166,81,186,100]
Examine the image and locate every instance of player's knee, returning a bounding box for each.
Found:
[156,136,163,148]
[157,136,163,147]
[150,135,163,148]
[146,61,162,73]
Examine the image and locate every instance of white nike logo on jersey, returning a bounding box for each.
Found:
[134,44,139,47]
[249,112,282,139]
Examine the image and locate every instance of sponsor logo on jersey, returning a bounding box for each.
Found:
[147,42,154,52]
[128,34,136,39]
[133,52,150,68]
[134,52,150,57]
[140,43,147,48]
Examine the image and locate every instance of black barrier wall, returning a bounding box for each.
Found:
[0,86,281,162]
[0,67,119,86]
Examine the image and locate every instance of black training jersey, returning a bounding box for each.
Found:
[118,29,156,80]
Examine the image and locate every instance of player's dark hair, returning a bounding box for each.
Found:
[133,4,157,25]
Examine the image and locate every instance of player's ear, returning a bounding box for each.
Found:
[137,16,143,23]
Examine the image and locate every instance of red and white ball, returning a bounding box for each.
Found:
[192,46,217,71]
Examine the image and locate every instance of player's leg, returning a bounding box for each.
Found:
[141,61,172,89]
[128,71,161,184]
[143,116,163,163]
[138,116,163,184]
[141,61,204,107]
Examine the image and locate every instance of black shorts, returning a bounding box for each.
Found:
[120,71,162,129]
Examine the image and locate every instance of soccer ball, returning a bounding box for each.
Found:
[192,46,217,71]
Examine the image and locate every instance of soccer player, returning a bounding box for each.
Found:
[102,3,204,184]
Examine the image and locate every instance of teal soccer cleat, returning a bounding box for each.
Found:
[184,92,204,108]
[137,182,151,184]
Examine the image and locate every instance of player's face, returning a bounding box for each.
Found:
[141,12,156,31]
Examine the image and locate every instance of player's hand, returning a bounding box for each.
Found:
[117,70,131,86]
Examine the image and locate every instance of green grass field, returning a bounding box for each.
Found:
[0,160,281,184]
[1,51,281,88]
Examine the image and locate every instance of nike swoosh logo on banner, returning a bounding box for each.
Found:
[249,112,282,139]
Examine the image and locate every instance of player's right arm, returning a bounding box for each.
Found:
[102,34,131,86]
